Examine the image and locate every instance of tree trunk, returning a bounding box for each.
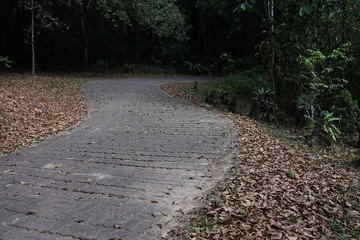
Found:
[31,0,35,74]
[265,0,275,94]
[79,0,88,67]
[270,22,275,93]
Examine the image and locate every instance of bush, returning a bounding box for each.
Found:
[249,88,278,122]
[305,111,342,146]
[196,72,270,113]
[294,43,360,145]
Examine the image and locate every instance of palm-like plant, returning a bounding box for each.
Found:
[321,111,341,142]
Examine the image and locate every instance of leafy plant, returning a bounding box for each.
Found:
[330,90,360,144]
[133,0,189,41]
[288,215,299,223]
[296,94,319,122]
[0,56,12,68]
[298,43,353,104]
[329,220,343,231]
[351,229,360,239]
[183,61,209,75]
[285,170,296,179]
[305,111,341,146]
[196,72,270,113]
[296,43,360,144]
[219,53,243,73]
[249,87,277,122]
[321,112,342,142]
[253,87,273,100]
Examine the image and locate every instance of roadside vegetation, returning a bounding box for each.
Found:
[160,80,360,240]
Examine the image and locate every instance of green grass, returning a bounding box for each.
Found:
[262,123,302,145]
[351,229,360,238]
[288,215,299,223]
[285,170,296,179]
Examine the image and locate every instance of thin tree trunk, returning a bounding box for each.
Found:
[79,0,88,66]
[270,20,275,93]
[265,0,275,94]
[31,0,35,74]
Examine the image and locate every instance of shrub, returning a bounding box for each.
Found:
[295,43,360,144]
[249,88,278,122]
[196,72,270,113]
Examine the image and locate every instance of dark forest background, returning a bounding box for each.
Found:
[0,0,260,71]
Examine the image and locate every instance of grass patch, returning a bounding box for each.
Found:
[262,123,302,145]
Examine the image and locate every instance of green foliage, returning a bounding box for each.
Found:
[296,44,359,144]
[133,0,189,41]
[305,111,342,145]
[199,72,270,100]
[183,61,209,75]
[321,111,342,142]
[235,0,257,13]
[219,53,243,73]
[331,90,360,143]
[351,229,360,239]
[253,87,273,100]
[298,43,352,100]
[234,0,360,144]
[94,0,129,27]
[285,170,295,179]
[0,56,12,68]
[196,0,228,16]
[296,94,318,120]
[250,87,278,122]
[18,0,64,32]
[197,72,270,113]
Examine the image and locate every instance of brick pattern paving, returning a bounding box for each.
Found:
[0,78,235,239]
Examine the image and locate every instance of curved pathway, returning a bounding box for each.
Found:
[0,77,235,239]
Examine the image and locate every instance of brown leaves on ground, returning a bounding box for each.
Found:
[0,73,87,155]
[161,83,360,240]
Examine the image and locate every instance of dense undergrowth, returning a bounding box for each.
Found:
[159,79,360,240]
[192,68,360,148]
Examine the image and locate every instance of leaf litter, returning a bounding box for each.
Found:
[1,77,359,239]
[0,73,87,155]
[160,82,360,240]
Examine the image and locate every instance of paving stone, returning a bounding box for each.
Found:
[0,77,235,239]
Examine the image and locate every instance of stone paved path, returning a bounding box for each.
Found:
[0,77,235,240]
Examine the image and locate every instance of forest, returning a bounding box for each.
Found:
[1,0,360,146]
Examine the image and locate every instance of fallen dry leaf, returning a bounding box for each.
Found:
[0,73,88,155]
[160,82,360,240]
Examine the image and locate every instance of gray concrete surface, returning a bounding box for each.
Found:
[0,76,235,240]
